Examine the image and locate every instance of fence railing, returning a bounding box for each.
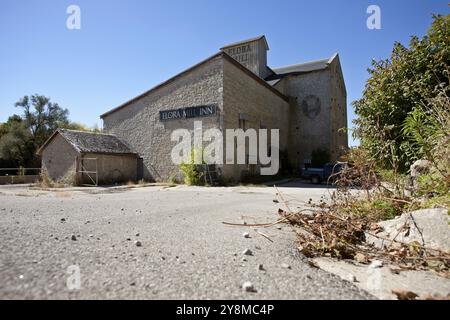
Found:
[0,168,42,177]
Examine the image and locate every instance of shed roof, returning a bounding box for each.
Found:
[37,129,137,156]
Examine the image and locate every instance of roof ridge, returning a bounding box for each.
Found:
[100,52,223,119]
[58,128,112,136]
[272,57,331,71]
[220,35,268,50]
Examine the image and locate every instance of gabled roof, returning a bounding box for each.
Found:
[220,35,269,51]
[100,51,289,118]
[37,129,137,156]
[100,52,223,119]
[266,53,339,81]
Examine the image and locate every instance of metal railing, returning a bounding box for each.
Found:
[0,168,42,176]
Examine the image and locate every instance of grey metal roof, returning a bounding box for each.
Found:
[58,129,136,155]
[220,35,269,50]
[272,58,329,74]
[266,54,337,81]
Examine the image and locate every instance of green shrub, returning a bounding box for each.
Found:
[341,196,403,222]
[353,15,450,172]
[416,172,448,197]
[179,149,204,186]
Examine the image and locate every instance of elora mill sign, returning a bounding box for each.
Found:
[160,105,217,121]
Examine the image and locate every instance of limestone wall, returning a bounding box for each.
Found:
[41,134,79,182]
[102,56,224,181]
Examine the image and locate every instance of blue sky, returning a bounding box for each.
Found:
[1,0,448,146]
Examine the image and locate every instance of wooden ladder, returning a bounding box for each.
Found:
[203,164,218,186]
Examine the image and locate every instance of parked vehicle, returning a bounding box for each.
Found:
[301,162,346,184]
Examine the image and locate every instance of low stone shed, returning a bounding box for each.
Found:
[37,129,138,185]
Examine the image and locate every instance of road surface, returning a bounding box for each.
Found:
[0,182,373,299]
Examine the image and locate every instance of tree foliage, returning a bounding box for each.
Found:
[0,94,98,168]
[353,14,450,172]
[14,94,70,148]
[0,120,33,166]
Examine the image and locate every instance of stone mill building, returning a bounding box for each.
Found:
[39,35,348,184]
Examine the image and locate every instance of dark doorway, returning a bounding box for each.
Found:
[137,157,144,181]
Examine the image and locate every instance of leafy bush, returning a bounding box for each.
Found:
[340,196,403,221]
[353,15,449,172]
[416,173,449,197]
[179,149,204,186]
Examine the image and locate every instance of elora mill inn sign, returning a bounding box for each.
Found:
[160,105,217,121]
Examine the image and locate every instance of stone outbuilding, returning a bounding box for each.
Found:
[37,129,138,185]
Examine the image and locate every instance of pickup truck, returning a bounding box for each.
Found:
[301,163,346,184]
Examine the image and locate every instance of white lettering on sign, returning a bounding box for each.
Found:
[160,105,217,121]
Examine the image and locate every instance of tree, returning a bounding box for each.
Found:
[14,94,69,148]
[353,14,449,172]
[0,115,22,139]
[61,122,101,132]
[1,95,101,168]
[0,121,33,166]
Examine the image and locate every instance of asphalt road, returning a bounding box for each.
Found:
[0,183,373,299]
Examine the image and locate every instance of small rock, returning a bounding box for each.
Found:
[242,248,253,256]
[343,274,357,282]
[135,233,140,237]
[257,264,265,271]
[126,238,131,241]
[242,281,256,293]
[243,232,250,238]
[89,234,94,238]
[60,218,66,222]
[134,240,142,247]
[281,263,291,269]
[276,226,282,230]
[370,260,383,268]
[354,253,368,264]
[273,199,279,203]
[71,235,77,241]
[392,289,419,300]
